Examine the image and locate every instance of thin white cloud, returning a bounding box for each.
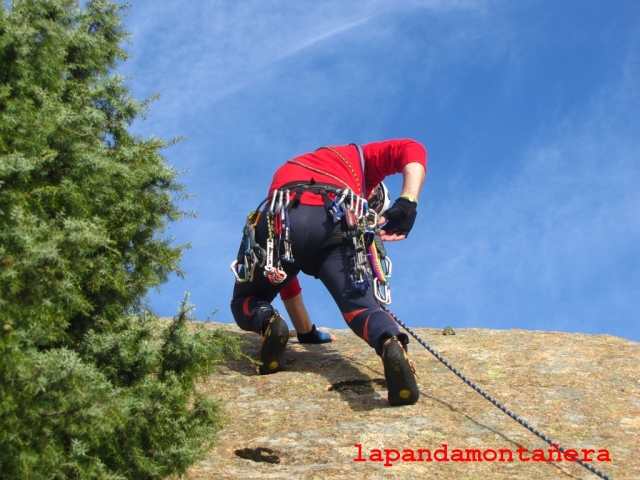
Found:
[120,0,487,113]
[270,15,377,64]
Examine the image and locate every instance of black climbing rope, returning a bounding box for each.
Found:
[382,306,613,480]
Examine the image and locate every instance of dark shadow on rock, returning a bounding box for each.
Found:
[218,328,391,411]
[234,447,281,464]
[328,378,387,394]
[284,340,392,412]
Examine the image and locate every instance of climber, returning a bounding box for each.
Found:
[230,140,426,406]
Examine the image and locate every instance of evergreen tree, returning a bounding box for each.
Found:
[0,1,243,477]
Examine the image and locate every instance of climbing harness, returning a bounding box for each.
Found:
[231,181,393,301]
[232,144,394,302]
[382,306,613,480]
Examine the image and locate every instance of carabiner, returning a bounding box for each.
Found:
[330,191,348,223]
[355,196,364,218]
[284,189,291,210]
[230,260,250,283]
[273,189,284,216]
[269,190,278,214]
[373,278,391,305]
[279,191,286,223]
[380,256,392,278]
[365,209,378,228]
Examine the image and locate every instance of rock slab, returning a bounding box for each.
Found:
[188,324,640,480]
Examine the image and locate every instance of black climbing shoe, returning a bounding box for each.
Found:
[259,312,289,375]
[297,324,333,344]
[382,336,419,406]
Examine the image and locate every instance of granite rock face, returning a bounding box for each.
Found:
[189,323,639,480]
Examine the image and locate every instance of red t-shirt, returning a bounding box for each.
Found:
[269,139,427,206]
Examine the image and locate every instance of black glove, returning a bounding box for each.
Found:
[380,197,417,237]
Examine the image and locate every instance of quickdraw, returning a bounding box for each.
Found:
[231,188,297,286]
[349,233,370,294]
[364,209,392,305]
[369,242,392,304]
[230,210,266,283]
[281,192,294,263]
[329,189,348,223]
[264,190,289,285]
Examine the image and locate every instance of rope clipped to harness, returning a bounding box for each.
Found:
[382,306,613,480]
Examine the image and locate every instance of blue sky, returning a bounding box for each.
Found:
[118,1,639,342]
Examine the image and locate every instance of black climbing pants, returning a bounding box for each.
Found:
[230,204,407,356]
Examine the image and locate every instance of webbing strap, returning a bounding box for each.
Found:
[278,181,343,211]
[277,182,346,251]
[373,230,387,259]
